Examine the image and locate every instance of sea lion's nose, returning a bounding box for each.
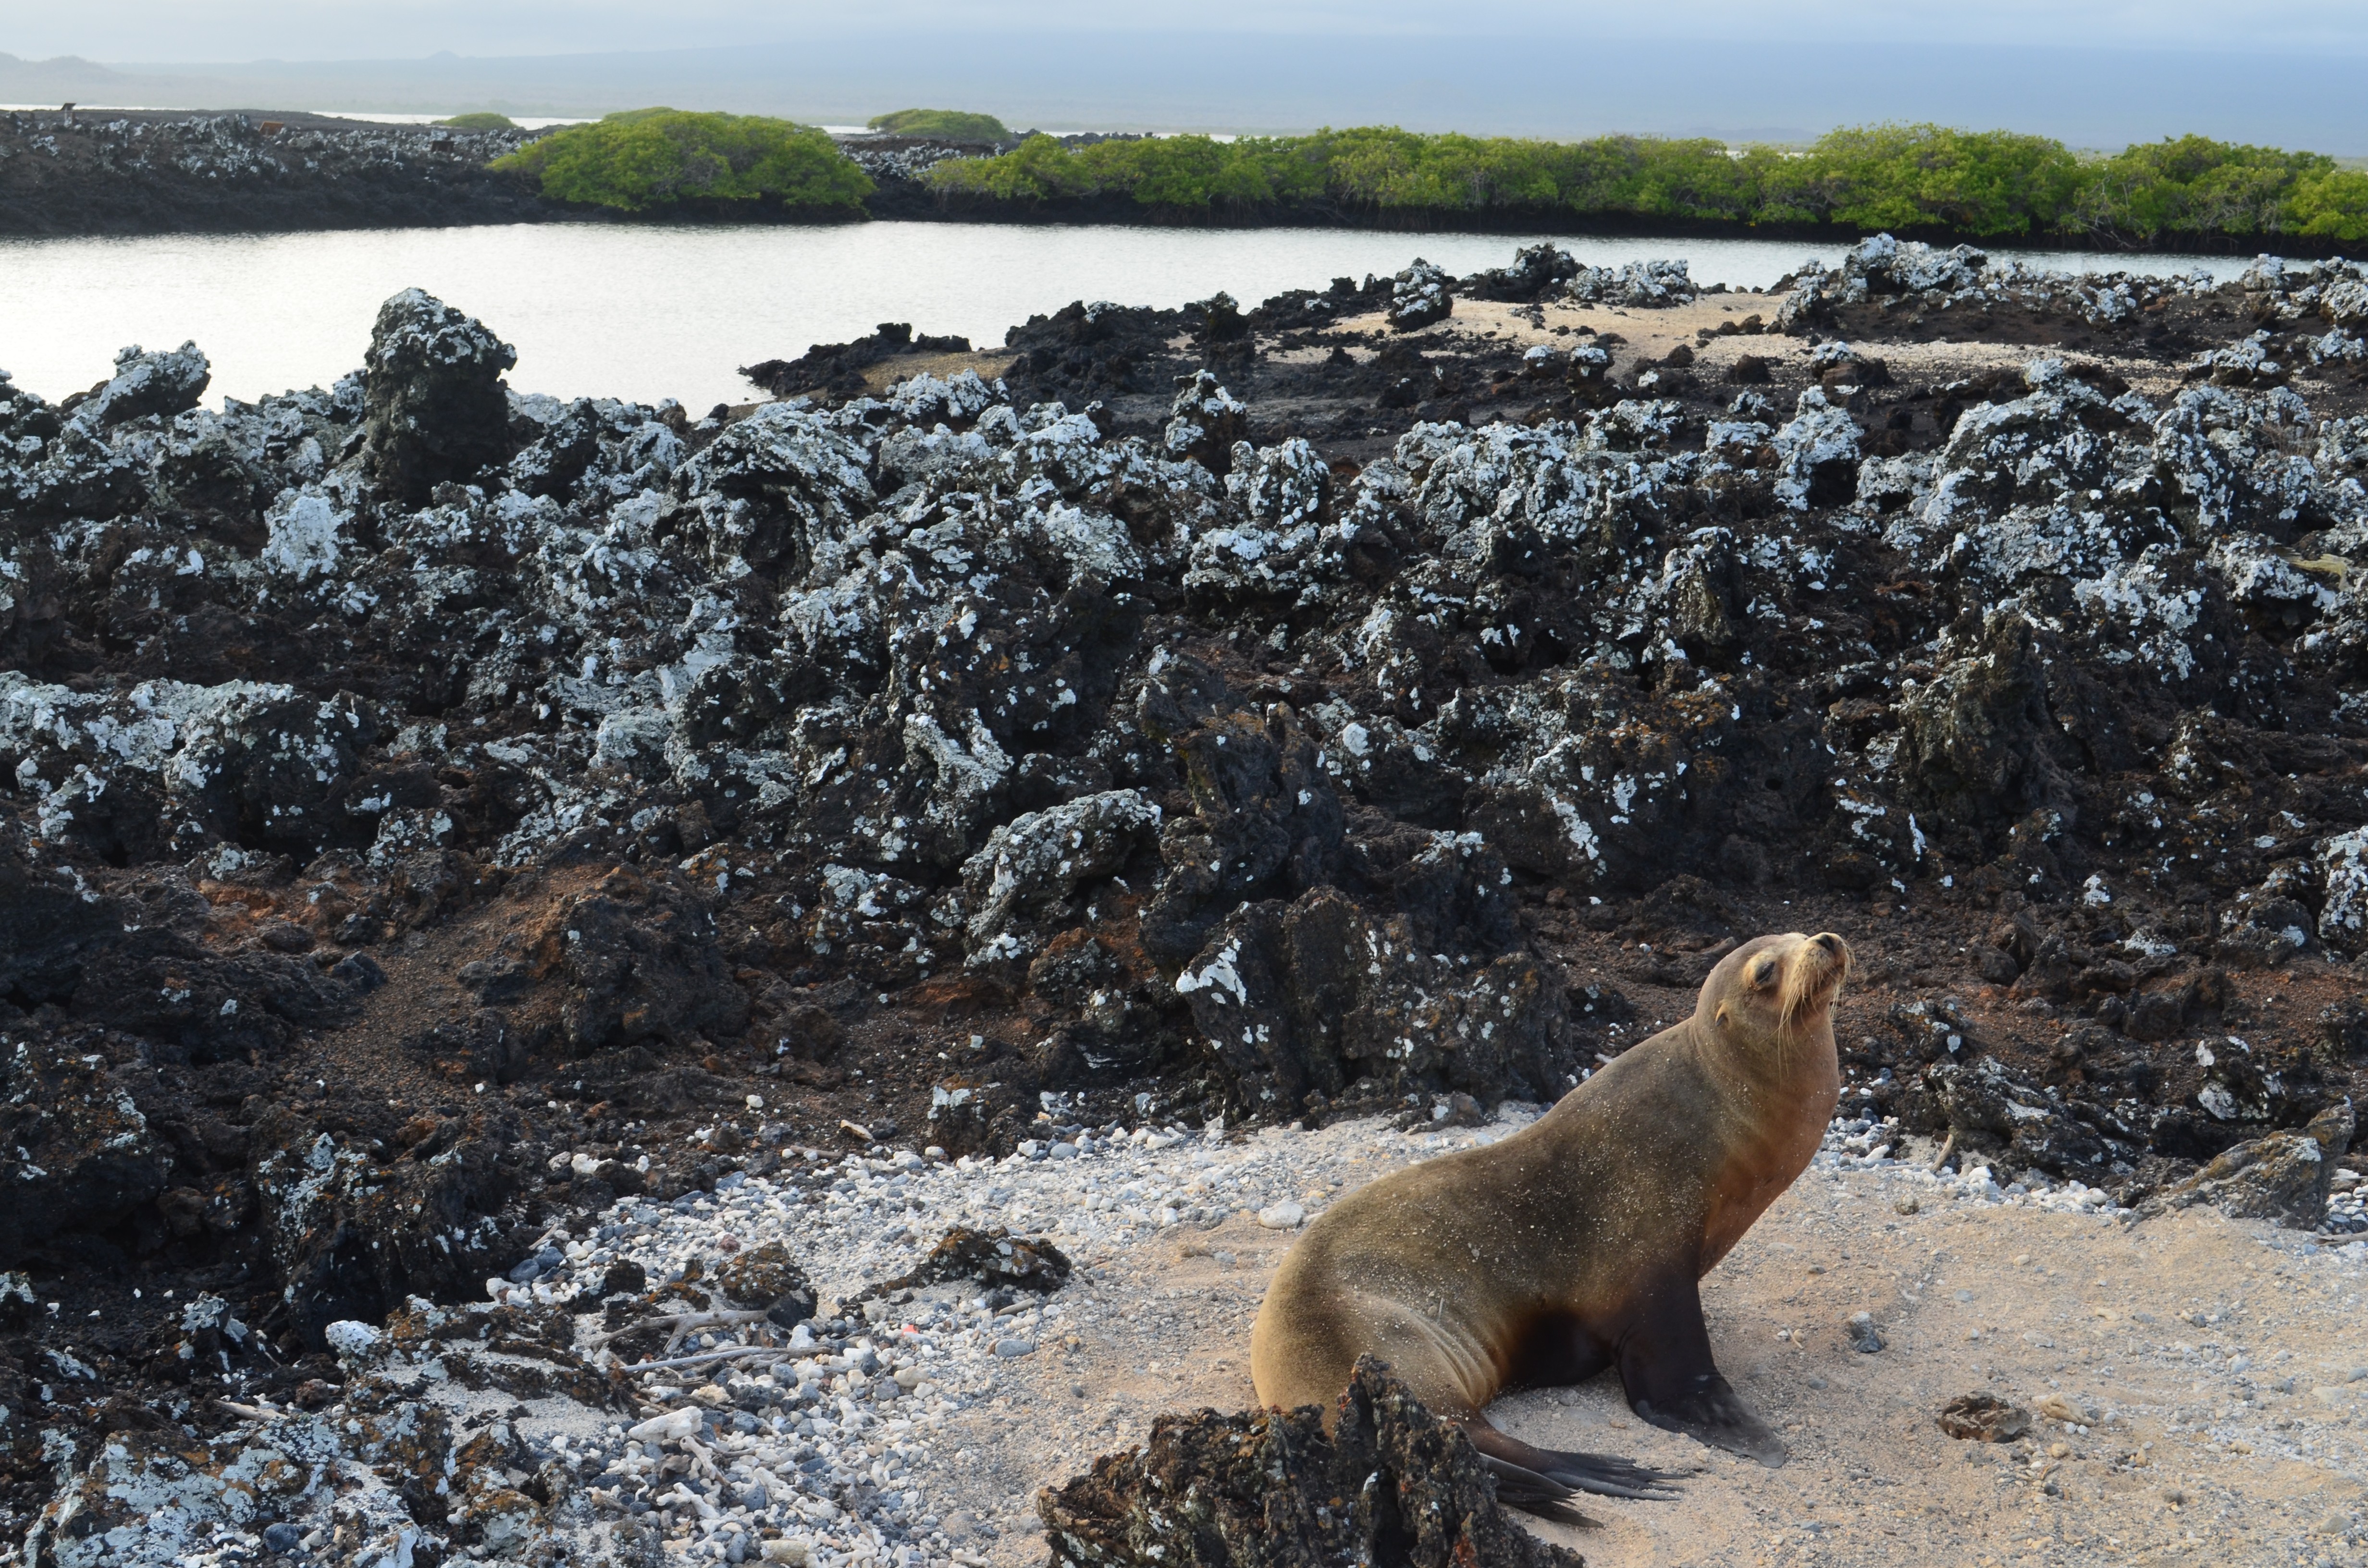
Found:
[1813,933,1841,953]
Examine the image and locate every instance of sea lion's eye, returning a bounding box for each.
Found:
[1751,959,1776,987]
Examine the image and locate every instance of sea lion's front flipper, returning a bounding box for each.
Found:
[1616,1275,1789,1467]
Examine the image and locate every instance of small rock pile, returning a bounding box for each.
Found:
[2138,1101,2356,1227]
[1386,259,1455,331]
[1038,1356,1581,1568]
[1565,257,1699,307]
[1774,233,2223,331]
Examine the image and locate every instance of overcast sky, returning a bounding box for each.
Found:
[20,0,2368,63]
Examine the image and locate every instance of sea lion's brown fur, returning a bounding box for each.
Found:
[1250,931,1852,1500]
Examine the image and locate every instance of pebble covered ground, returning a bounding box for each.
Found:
[354,1095,2368,1568]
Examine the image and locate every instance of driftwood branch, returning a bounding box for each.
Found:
[589,1307,772,1350]
[618,1343,784,1374]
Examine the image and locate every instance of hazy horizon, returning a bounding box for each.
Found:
[6,2,2368,150]
[15,0,2366,65]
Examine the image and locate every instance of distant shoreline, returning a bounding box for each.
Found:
[1,108,2359,259]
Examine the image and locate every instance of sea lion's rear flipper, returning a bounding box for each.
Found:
[1617,1275,1790,1468]
[1465,1422,1683,1507]
[1473,1453,1603,1527]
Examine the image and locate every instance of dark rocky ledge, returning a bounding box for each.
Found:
[0,108,555,235]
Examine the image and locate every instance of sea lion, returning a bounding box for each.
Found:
[1250,930,1851,1515]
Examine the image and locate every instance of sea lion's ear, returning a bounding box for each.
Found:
[1715,1003,1731,1028]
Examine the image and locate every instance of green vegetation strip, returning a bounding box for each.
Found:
[490,110,2368,240]
[930,123,2368,243]
[493,110,871,213]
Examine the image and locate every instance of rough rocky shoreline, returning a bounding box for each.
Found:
[0,112,1045,237]
[0,113,975,236]
[0,110,556,235]
[2,235,2368,1561]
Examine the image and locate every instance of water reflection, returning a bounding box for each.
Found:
[0,221,2251,411]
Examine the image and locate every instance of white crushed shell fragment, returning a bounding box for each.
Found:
[627,1408,703,1442]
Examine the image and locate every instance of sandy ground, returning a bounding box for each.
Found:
[851,287,2208,417]
[858,349,1022,395]
[1320,293,2211,404]
[905,1115,2368,1568]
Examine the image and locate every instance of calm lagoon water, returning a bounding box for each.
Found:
[0,221,2254,412]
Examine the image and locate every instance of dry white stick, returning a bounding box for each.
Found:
[589,1308,772,1349]
[622,1343,781,1374]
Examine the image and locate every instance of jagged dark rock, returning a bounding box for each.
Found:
[1038,1356,1582,1568]
[361,288,518,502]
[1892,611,2073,833]
[253,1106,530,1344]
[714,1240,819,1325]
[1909,1056,2129,1180]
[876,1225,1073,1296]
[64,342,210,429]
[2137,1101,2355,1228]
[0,109,549,236]
[1462,243,1581,302]
[1387,259,1454,332]
[741,321,977,402]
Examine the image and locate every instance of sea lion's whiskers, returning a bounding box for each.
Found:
[1776,936,1851,1038]
[1776,950,1814,1035]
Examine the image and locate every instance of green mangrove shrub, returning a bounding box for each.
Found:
[493,110,872,212]
[867,109,1012,141]
[927,122,2368,243]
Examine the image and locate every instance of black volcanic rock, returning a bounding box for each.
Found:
[741,321,976,401]
[64,342,210,429]
[1038,1356,1582,1568]
[361,288,518,502]
[0,109,551,237]
[1462,242,1581,302]
[0,243,2364,1535]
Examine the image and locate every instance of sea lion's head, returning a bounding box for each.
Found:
[1699,931,1853,1048]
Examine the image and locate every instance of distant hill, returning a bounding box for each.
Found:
[0,52,175,104]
